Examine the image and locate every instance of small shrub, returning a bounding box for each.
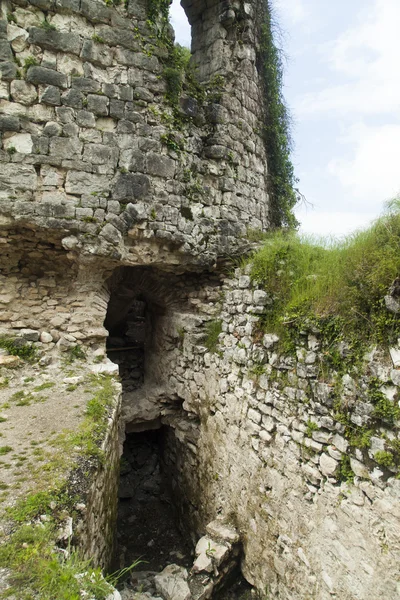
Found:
[92,34,105,44]
[40,19,57,31]
[337,455,354,483]
[374,450,395,468]
[0,446,13,455]
[6,145,16,156]
[305,420,319,437]
[24,56,39,70]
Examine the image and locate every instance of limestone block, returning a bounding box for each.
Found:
[26,66,68,89]
[65,171,110,195]
[205,520,239,544]
[0,163,37,190]
[350,457,370,479]
[319,453,338,476]
[40,85,61,106]
[50,137,82,159]
[72,77,101,93]
[81,40,113,67]
[0,61,17,81]
[87,94,109,116]
[28,27,82,55]
[61,89,83,109]
[112,173,150,202]
[0,115,20,132]
[10,80,37,105]
[7,24,29,53]
[146,153,176,178]
[0,355,21,367]
[4,133,33,154]
[14,8,45,29]
[154,565,191,600]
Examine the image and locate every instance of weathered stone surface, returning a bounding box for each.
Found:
[28,27,82,54]
[154,565,191,600]
[112,173,150,202]
[26,66,68,89]
[10,80,37,105]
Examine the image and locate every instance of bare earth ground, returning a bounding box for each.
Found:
[0,356,97,514]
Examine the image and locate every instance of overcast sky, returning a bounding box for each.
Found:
[169,0,400,237]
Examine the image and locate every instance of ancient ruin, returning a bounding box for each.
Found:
[0,0,400,598]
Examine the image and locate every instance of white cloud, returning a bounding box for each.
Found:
[297,0,400,116]
[296,208,377,238]
[328,123,400,208]
[275,0,307,25]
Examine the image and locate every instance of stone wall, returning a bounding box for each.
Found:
[0,0,270,270]
[136,268,400,600]
[77,383,121,569]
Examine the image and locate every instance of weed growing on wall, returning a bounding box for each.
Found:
[257,1,300,228]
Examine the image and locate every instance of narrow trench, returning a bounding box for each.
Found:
[104,268,253,599]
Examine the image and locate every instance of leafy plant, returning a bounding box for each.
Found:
[305,420,319,437]
[92,34,105,44]
[257,1,300,228]
[374,450,395,468]
[40,19,57,31]
[24,56,39,70]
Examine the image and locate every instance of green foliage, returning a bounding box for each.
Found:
[92,34,105,44]
[204,320,223,353]
[24,56,39,70]
[305,420,318,437]
[258,2,299,228]
[0,521,115,599]
[0,337,36,361]
[337,455,354,483]
[369,378,400,424]
[33,382,55,392]
[66,345,86,363]
[374,450,395,468]
[163,44,191,104]
[40,19,57,31]
[7,12,16,23]
[160,132,184,154]
[0,446,12,455]
[249,204,400,352]
[347,427,373,450]
[6,145,16,156]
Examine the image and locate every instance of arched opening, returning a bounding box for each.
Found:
[169,0,191,50]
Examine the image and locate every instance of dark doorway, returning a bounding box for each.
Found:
[116,428,192,572]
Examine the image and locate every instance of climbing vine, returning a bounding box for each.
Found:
[257,1,300,229]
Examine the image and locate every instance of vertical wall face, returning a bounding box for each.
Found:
[0,0,270,270]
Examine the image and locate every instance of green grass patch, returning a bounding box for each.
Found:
[0,446,13,455]
[0,374,120,597]
[65,345,86,363]
[33,382,55,392]
[249,202,400,357]
[0,337,36,361]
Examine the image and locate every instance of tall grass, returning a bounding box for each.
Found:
[249,200,400,345]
